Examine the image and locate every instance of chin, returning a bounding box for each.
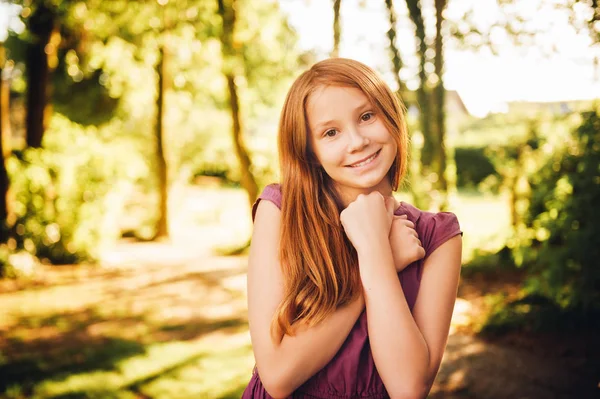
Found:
[338,171,389,190]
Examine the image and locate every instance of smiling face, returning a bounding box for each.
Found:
[306,85,398,205]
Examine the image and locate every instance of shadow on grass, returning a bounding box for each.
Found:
[0,306,248,397]
[0,248,253,397]
[137,265,248,292]
[0,307,147,395]
[0,336,145,396]
[157,316,247,341]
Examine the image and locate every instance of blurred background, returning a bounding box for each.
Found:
[0,0,599,398]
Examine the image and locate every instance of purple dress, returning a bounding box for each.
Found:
[242,184,462,399]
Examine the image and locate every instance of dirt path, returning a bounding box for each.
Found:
[1,239,598,398]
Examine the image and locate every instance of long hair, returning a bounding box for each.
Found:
[274,58,409,337]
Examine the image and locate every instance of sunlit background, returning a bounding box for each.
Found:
[0,0,599,398]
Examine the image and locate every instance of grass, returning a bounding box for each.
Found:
[0,236,255,398]
[0,185,513,398]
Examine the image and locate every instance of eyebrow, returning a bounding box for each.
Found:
[312,101,372,132]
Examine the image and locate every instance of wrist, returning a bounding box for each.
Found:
[354,231,390,254]
[357,242,395,285]
[355,237,392,259]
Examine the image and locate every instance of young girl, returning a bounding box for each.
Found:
[241,58,462,399]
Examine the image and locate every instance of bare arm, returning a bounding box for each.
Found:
[248,200,364,398]
[360,236,462,399]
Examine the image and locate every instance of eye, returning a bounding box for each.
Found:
[324,129,338,138]
[361,112,375,122]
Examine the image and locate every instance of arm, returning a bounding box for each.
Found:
[360,235,462,399]
[248,200,364,398]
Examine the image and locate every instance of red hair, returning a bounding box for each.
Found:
[274,58,409,337]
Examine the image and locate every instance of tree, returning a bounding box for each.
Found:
[87,0,219,239]
[431,0,448,196]
[24,1,57,148]
[0,44,9,232]
[399,0,448,209]
[383,0,405,97]
[216,0,258,210]
[332,0,342,57]
[154,36,169,238]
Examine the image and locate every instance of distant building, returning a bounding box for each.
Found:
[505,100,593,116]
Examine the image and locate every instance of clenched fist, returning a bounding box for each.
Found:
[340,192,394,254]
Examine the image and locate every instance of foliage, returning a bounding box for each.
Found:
[454,146,498,189]
[513,109,600,311]
[4,0,122,126]
[4,115,127,266]
[480,291,600,336]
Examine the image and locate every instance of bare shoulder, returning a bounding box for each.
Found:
[248,196,290,308]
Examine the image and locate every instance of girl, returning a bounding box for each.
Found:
[241,58,462,399]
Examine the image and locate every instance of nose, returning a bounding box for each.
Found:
[347,126,369,153]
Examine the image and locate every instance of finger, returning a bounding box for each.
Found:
[395,214,408,219]
[402,220,415,229]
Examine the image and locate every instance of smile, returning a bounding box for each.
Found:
[346,149,381,168]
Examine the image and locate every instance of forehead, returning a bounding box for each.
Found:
[306,86,371,125]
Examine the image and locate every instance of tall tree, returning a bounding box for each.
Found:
[0,43,9,232]
[24,2,57,148]
[217,0,258,210]
[90,0,217,239]
[332,0,342,57]
[404,0,433,169]
[384,0,405,97]
[432,0,448,198]
[154,40,169,238]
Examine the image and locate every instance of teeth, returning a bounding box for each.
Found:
[350,151,378,168]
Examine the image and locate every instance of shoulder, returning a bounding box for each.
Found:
[252,183,282,222]
[397,202,462,259]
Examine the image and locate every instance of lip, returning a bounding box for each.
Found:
[346,149,381,167]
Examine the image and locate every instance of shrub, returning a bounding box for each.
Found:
[454,146,498,188]
[5,115,124,266]
[516,109,600,311]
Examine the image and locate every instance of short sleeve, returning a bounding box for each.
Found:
[251,183,282,222]
[418,211,462,259]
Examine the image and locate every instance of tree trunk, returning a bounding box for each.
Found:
[433,0,448,209]
[153,44,169,239]
[217,0,258,210]
[0,44,11,158]
[332,0,342,57]
[226,74,258,206]
[405,0,433,169]
[0,44,9,235]
[384,0,405,97]
[25,4,55,148]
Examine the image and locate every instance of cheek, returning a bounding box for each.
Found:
[318,143,345,165]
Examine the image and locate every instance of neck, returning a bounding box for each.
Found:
[335,179,394,208]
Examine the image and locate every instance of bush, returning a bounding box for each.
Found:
[454,146,498,188]
[4,115,125,266]
[516,109,600,311]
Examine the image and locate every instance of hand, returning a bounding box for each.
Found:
[340,192,395,253]
[389,214,426,272]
